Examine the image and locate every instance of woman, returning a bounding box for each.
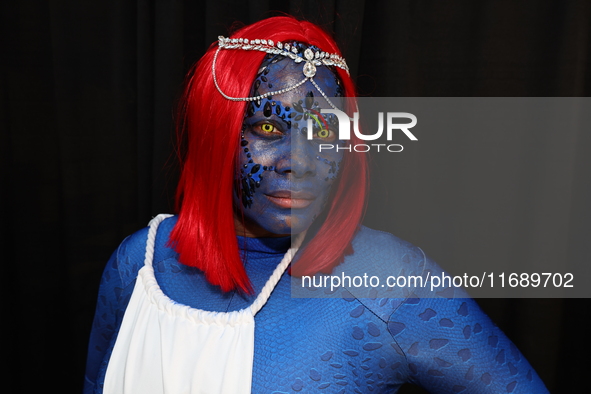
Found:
[84,16,548,393]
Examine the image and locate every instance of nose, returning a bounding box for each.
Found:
[275,135,317,178]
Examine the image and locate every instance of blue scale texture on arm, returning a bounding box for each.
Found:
[84,226,149,394]
[386,296,545,393]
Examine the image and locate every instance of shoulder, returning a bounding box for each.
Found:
[327,226,424,293]
[351,226,425,262]
[338,226,427,284]
[339,226,477,314]
[106,215,179,288]
[348,226,456,291]
[333,226,448,319]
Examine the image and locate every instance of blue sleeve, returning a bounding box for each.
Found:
[83,230,147,393]
[387,291,549,393]
[345,228,549,393]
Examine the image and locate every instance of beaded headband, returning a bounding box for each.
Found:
[212,36,349,110]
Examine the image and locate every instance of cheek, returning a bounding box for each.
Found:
[237,133,281,208]
[245,139,288,166]
[316,154,342,183]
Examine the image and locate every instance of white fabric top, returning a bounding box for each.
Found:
[104,214,303,394]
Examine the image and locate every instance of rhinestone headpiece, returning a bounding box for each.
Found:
[212,36,349,110]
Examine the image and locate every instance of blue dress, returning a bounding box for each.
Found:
[84,216,548,393]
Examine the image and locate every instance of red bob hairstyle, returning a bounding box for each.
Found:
[169,16,369,293]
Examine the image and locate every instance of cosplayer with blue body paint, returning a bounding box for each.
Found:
[84,16,549,394]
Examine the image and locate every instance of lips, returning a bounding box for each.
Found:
[265,190,316,209]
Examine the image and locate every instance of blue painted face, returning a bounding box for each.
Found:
[234,47,345,237]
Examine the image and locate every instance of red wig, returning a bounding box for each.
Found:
[170,16,369,293]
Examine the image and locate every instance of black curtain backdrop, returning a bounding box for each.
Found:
[2,1,590,393]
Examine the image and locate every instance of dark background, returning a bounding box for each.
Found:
[2,0,589,392]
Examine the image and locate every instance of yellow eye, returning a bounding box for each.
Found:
[261,123,275,133]
[317,129,330,138]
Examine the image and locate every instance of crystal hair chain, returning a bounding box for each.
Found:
[211,36,350,110]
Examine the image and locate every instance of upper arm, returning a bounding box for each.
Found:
[387,296,549,393]
[345,228,549,393]
[83,231,147,392]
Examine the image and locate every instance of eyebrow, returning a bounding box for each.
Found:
[249,102,292,125]
[308,109,329,131]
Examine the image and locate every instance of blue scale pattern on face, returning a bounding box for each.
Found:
[239,122,277,209]
[240,87,343,197]
[235,45,346,236]
[237,57,294,210]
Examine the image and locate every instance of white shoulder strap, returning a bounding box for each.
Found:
[249,231,306,316]
[144,214,174,267]
[145,213,305,317]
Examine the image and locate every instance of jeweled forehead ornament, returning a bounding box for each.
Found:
[212,36,349,110]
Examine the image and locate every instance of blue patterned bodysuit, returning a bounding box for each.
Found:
[84,216,548,393]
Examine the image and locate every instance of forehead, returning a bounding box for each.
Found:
[247,52,344,114]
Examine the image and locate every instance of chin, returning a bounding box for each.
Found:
[259,212,316,236]
[286,212,318,235]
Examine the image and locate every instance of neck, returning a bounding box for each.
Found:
[233,215,290,238]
